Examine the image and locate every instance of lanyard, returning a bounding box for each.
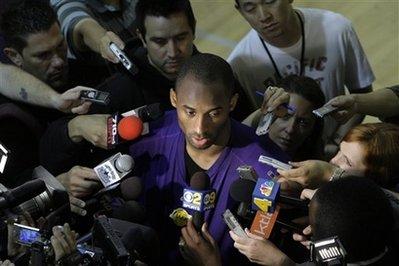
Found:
[258,11,305,80]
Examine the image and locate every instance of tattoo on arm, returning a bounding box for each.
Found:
[19,88,28,101]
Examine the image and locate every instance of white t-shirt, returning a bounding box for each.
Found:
[228,8,375,109]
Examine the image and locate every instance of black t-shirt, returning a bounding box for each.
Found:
[184,147,206,184]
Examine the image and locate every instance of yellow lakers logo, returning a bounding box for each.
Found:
[169,208,192,227]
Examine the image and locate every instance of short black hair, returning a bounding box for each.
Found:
[278,75,326,160]
[135,0,196,38]
[0,0,58,53]
[312,177,394,262]
[175,53,235,97]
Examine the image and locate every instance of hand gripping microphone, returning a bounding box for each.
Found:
[182,172,216,232]
[94,153,134,187]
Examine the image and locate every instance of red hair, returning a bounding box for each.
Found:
[343,123,399,188]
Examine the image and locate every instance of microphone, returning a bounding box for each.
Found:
[0,179,46,209]
[107,103,164,148]
[121,103,164,122]
[121,223,160,265]
[229,177,307,239]
[120,176,142,201]
[111,200,146,224]
[182,172,216,232]
[229,178,255,218]
[94,153,134,187]
[107,114,143,148]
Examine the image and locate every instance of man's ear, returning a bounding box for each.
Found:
[3,48,24,67]
[229,93,239,112]
[137,30,147,48]
[170,88,177,108]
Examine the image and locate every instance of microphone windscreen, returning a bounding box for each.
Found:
[2,179,47,209]
[120,176,142,200]
[118,116,143,140]
[121,223,160,264]
[112,200,146,224]
[115,154,134,173]
[229,179,255,203]
[190,172,210,190]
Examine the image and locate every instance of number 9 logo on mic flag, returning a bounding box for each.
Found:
[182,189,216,211]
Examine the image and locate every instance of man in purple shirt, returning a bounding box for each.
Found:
[129,53,288,265]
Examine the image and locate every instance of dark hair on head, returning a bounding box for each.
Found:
[277,75,326,160]
[0,0,58,53]
[135,0,196,38]
[175,53,234,97]
[312,176,394,263]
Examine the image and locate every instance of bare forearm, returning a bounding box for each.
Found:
[73,18,106,53]
[354,89,399,117]
[0,63,59,108]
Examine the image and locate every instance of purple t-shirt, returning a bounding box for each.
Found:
[129,111,288,265]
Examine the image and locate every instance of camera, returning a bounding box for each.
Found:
[16,166,70,226]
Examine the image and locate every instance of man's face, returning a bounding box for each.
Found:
[268,93,316,154]
[140,12,194,79]
[19,23,68,90]
[236,0,294,41]
[171,75,236,150]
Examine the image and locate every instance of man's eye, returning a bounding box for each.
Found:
[153,39,167,45]
[37,52,52,60]
[243,4,256,12]
[209,111,220,118]
[186,110,196,117]
[298,119,310,127]
[281,114,292,121]
[175,35,187,42]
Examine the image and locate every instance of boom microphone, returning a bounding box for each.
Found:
[0,179,46,209]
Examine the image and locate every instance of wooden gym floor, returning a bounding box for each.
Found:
[191,0,399,122]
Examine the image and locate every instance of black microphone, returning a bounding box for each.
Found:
[136,103,164,122]
[229,178,256,218]
[121,223,160,265]
[111,200,146,224]
[0,179,46,209]
[120,176,142,201]
[189,172,211,232]
[229,178,307,236]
